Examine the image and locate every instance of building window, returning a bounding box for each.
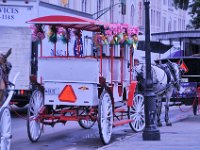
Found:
[151,10,156,26]
[153,10,156,26]
[178,18,181,30]
[60,0,69,8]
[168,0,173,7]
[151,9,153,25]
[82,0,87,12]
[174,20,177,31]
[168,18,172,31]
[110,0,114,23]
[182,19,185,30]
[162,17,166,31]
[156,11,161,27]
[163,0,166,5]
[97,0,103,19]
[138,2,143,26]
[130,4,135,25]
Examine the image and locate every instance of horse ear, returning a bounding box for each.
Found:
[5,48,12,58]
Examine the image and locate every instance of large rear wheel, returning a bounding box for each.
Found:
[98,89,113,145]
[27,90,44,142]
[0,107,11,150]
[128,94,145,132]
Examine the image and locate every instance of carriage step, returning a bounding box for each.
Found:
[113,119,133,127]
[114,108,126,113]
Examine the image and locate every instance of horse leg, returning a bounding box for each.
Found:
[156,97,162,127]
[165,97,172,126]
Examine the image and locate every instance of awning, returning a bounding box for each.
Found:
[27,15,103,32]
[137,41,173,54]
[151,30,200,40]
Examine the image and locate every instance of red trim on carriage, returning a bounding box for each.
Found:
[27,15,103,32]
[127,81,137,107]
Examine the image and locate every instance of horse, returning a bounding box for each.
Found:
[134,61,181,126]
[0,48,12,105]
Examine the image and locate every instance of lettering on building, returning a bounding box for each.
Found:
[0,7,19,20]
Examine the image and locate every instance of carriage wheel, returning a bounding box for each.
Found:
[78,119,96,129]
[27,90,44,142]
[78,108,96,129]
[98,89,113,145]
[128,94,145,132]
[0,107,11,150]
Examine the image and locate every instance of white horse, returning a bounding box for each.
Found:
[134,61,181,126]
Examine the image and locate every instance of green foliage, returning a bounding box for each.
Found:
[48,26,57,44]
[173,0,200,29]
[189,0,200,29]
[173,0,189,10]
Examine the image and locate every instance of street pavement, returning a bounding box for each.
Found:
[99,114,200,150]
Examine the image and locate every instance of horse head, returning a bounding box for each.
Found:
[134,64,146,91]
[0,48,12,65]
[0,48,12,75]
[169,62,182,91]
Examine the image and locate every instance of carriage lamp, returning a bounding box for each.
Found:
[142,0,160,141]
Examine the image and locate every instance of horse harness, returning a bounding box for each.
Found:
[157,62,176,85]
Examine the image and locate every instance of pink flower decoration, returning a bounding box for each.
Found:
[37,32,45,40]
[105,30,112,36]
[57,27,66,35]
[32,35,38,42]
[122,23,129,29]
[104,23,110,29]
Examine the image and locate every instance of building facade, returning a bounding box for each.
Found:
[41,0,187,33]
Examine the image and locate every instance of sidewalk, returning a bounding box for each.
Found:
[99,115,200,150]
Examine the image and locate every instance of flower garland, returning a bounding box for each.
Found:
[105,24,122,45]
[31,24,45,42]
[57,27,71,44]
[131,34,139,50]
[47,25,58,44]
[110,34,121,45]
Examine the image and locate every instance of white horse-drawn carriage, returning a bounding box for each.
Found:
[26,15,145,144]
[0,49,19,150]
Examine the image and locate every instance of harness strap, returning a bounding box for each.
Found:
[157,64,173,84]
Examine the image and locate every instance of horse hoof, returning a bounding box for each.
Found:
[166,122,172,126]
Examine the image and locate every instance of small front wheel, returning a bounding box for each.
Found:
[128,94,145,132]
[27,90,44,142]
[98,89,113,145]
[0,107,11,150]
[78,119,96,129]
[78,107,96,129]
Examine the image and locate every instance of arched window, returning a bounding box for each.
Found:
[82,0,87,12]
[130,4,135,25]
[110,0,114,23]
